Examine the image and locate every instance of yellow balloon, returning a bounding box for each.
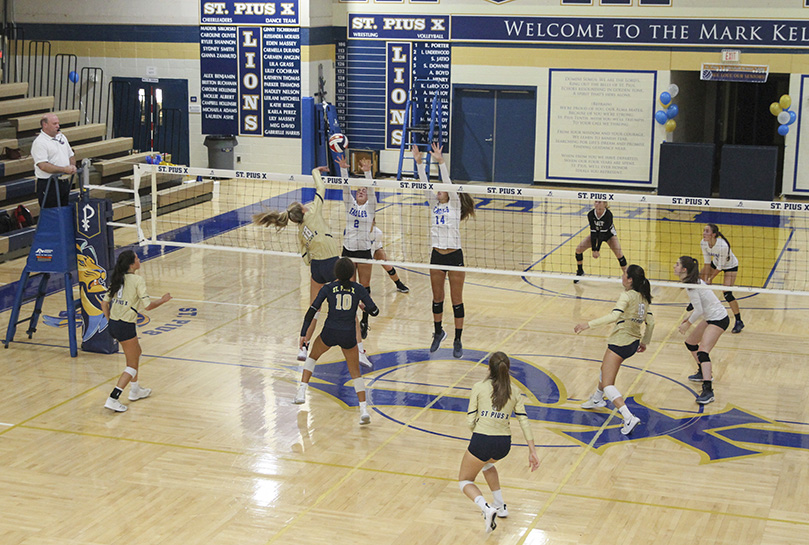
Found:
[665,119,677,132]
[770,102,782,116]
[780,94,792,110]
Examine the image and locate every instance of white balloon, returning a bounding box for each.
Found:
[778,111,791,125]
[668,83,679,98]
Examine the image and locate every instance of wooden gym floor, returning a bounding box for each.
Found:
[1,187,809,544]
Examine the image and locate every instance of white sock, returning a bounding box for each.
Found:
[474,495,487,512]
[299,382,308,391]
[130,381,139,391]
[492,490,504,507]
[618,405,632,420]
[359,401,367,411]
[591,388,603,400]
[358,341,366,353]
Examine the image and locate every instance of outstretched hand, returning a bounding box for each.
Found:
[315,166,330,172]
[336,156,349,170]
[411,145,423,164]
[359,158,372,172]
[430,142,444,164]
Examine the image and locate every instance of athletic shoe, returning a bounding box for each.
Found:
[430,330,447,353]
[688,371,705,382]
[359,408,371,425]
[104,397,127,412]
[293,384,307,404]
[360,320,369,339]
[128,386,151,401]
[297,345,308,362]
[732,320,745,334]
[495,504,508,518]
[483,503,497,533]
[396,281,410,293]
[696,387,715,405]
[620,415,640,435]
[573,270,584,284]
[359,350,373,369]
[581,396,607,409]
[453,339,463,358]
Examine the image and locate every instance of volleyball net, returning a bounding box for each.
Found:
[132,163,809,296]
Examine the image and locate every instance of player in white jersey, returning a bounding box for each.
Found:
[413,143,476,358]
[700,223,744,333]
[337,155,375,367]
[676,255,730,405]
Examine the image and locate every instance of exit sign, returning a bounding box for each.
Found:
[722,50,740,62]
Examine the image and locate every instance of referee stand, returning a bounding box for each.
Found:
[3,171,81,357]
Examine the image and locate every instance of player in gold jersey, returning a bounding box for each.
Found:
[253,168,341,361]
[574,264,655,435]
[458,352,539,533]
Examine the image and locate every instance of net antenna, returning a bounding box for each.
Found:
[133,163,809,297]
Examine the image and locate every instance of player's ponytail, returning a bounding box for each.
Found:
[253,202,304,230]
[679,255,701,284]
[334,257,356,288]
[107,250,136,297]
[459,193,476,221]
[488,351,512,411]
[626,264,653,304]
[707,223,732,254]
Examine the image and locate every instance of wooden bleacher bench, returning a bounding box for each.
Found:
[0,176,37,201]
[10,109,80,133]
[0,157,34,178]
[0,138,20,151]
[0,82,28,100]
[60,123,105,145]
[93,152,151,178]
[73,137,133,162]
[0,96,54,119]
[0,226,36,261]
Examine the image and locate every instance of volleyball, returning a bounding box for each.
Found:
[328,133,349,154]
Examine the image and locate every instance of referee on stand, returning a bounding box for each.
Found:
[31,112,76,208]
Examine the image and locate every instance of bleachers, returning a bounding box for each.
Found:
[0,79,211,263]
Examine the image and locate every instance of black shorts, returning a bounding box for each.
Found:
[319,326,357,350]
[710,264,738,272]
[468,433,511,462]
[108,319,137,342]
[342,247,372,260]
[707,315,730,331]
[430,248,464,268]
[310,256,338,284]
[595,231,615,244]
[607,339,640,360]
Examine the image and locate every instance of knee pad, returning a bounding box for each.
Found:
[723,291,735,303]
[618,256,627,267]
[353,377,366,394]
[685,342,699,352]
[575,252,583,262]
[459,480,474,492]
[387,267,397,276]
[697,351,711,364]
[303,357,316,373]
[453,303,465,319]
[482,463,495,471]
[603,385,621,402]
[124,366,137,379]
[432,301,444,315]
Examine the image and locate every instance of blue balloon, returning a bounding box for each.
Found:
[788,110,797,125]
[68,71,79,83]
[778,124,789,136]
[145,155,153,165]
[666,104,679,119]
[655,110,668,125]
[659,91,671,105]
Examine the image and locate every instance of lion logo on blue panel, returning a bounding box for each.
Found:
[298,348,809,464]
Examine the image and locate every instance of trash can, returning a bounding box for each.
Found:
[203,135,238,170]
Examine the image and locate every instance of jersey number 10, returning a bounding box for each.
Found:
[335,293,353,310]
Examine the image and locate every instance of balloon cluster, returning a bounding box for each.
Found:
[655,84,680,133]
[770,95,796,136]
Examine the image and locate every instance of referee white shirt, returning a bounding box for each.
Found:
[31,113,76,179]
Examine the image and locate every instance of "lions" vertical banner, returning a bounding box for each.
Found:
[75,198,118,354]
